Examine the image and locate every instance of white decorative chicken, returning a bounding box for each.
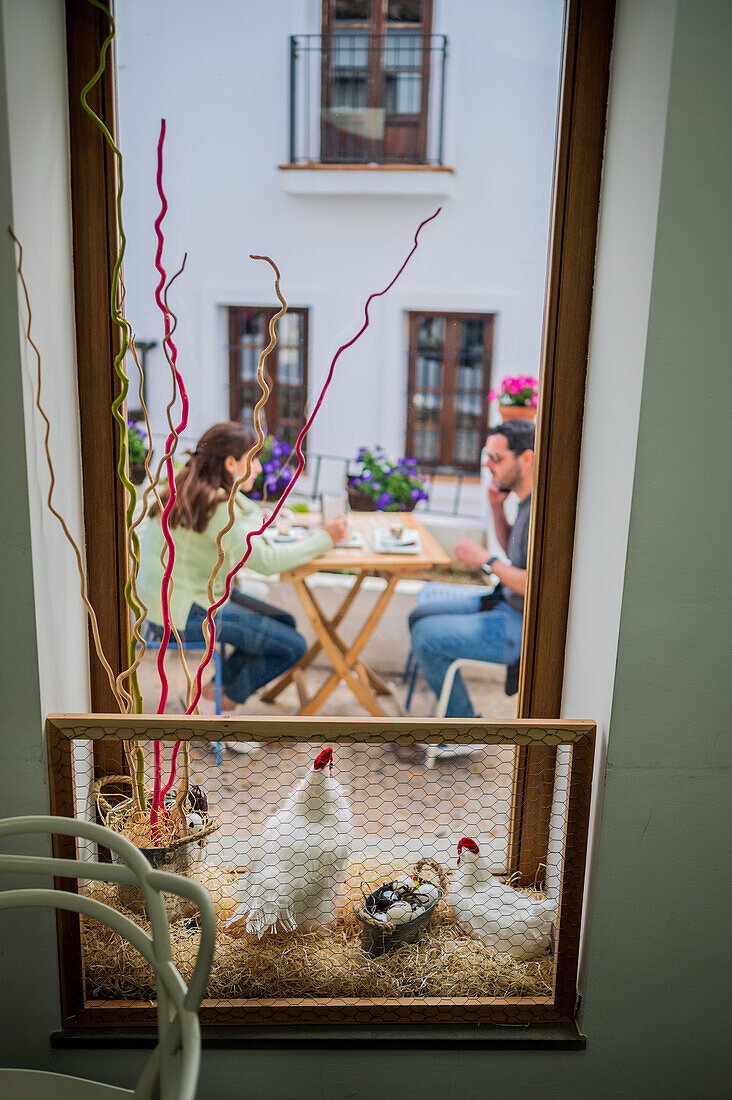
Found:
[450,837,557,960]
[226,747,353,937]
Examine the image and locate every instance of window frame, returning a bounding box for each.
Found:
[320,0,434,164]
[227,305,309,448]
[405,310,495,472]
[65,0,615,885]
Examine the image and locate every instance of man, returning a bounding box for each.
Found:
[409,419,534,718]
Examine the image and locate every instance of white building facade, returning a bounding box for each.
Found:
[116,0,563,502]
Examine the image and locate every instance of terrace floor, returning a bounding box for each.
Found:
[136,575,519,871]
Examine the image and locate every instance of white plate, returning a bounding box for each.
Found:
[263,525,312,545]
[334,531,366,549]
[373,529,422,555]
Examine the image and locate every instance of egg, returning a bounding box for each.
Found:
[386,901,413,924]
[392,875,418,893]
[186,812,205,834]
[410,906,426,919]
[414,882,440,907]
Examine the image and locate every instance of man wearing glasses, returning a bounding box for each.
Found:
[408,419,534,720]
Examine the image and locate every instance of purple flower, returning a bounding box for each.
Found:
[356,446,368,460]
[251,490,262,500]
[403,457,418,467]
[361,470,373,481]
[376,492,393,509]
[279,467,294,485]
[263,460,277,473]
[410,487,422,500]
[264,475,278,492]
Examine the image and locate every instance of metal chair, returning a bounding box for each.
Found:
[0,815,216,1099]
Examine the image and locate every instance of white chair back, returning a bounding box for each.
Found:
[0,815,216,1100]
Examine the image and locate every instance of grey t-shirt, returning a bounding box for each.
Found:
[502,493,531,614]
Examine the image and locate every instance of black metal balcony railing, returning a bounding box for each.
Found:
[289,33,448,167]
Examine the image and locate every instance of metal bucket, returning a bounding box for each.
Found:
[359,878,442,957]
[105,798,207,920]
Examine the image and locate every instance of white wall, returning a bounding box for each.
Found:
[115,0,563,480]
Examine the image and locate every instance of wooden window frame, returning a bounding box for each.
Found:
[320,0,434,164]
[227,305,309,448]
[405,310,495,472]
[65,0,614,884]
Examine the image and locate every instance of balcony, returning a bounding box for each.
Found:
[282,32,450,194]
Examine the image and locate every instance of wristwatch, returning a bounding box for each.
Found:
[481,555,499,577]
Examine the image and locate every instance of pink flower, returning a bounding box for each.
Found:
[508,379,521,394]
[500,377,510,392]
[488,389,496,401]
[531,394,538,406]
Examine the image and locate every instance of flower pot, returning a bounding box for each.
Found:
[346,483,378,511]
[498,405,537,421]
[346,480,418,513]
[129,463,147,485]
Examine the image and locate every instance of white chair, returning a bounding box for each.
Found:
[0,815,216,1099]
[425,658,504,768]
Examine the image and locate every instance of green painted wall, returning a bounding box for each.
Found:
[0,1,729,1095]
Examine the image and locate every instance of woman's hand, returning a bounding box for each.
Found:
[323,515,348,545]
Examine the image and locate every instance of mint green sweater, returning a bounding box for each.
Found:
[137,495,332,629]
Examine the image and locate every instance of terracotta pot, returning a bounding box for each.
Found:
[498,405,537,421]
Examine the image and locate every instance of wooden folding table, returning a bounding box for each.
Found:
[260,512,451,716]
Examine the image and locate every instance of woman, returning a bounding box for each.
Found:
[138,422,346,734]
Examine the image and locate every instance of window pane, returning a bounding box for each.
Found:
[414,428,439,461]
[456,360,484,392]
[334,0,369,22]
[384,31,422,68]
[413,391,440,428]
[333,30,370,68]
[459,318,485,354]
[387,0,423,22]
[278,312,301,347]
[454,429,481,465]
[277,348,301,385]
[385,72,421,114]
[416,316,444,350]
[416,354,441,390]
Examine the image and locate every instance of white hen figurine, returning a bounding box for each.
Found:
[226,747,353,937]
[450,837,557,960]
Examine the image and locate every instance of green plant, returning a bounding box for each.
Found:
[348,446,429,512]
[127,419,148,465]
[251,435,294,500]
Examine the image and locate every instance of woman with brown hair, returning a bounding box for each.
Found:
[138,422,346,733]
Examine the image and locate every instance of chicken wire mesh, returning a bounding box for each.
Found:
[46,716,594,1026]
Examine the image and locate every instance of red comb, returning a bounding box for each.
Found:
[313,748,333,772]
[457,837,480,865]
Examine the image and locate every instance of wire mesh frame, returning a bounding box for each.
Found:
[46,714,594,1028]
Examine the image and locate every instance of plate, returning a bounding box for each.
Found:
[373,529,422,555]
[263,525,311,545]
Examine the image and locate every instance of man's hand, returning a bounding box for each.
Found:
[487,481,509,509]
[454,538,490,567]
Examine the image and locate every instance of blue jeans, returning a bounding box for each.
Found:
[182,598,307,704]
[409,589,524,718]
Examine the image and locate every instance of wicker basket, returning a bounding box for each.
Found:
[346,480,417,513]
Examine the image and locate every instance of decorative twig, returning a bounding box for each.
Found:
[9,226,132,713]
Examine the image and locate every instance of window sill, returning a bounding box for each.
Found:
[52,1022,585,1050]
[278,164,456,197]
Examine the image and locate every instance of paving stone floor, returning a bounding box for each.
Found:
[136,577,519,868]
